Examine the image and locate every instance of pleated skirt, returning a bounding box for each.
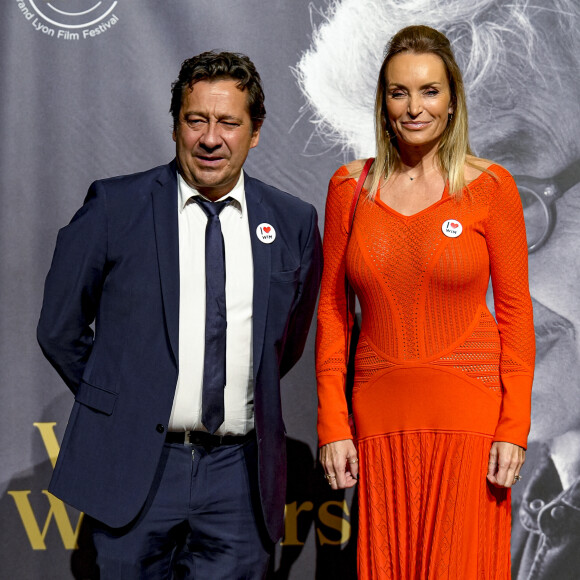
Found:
[357,432,511,580]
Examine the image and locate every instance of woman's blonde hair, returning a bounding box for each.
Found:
[368,25,472,200]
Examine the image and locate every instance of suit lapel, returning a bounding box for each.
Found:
[151,160,180,366]
[150,167,270,374]
[245,175,271,380]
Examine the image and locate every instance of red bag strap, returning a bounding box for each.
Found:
[344,157,374,375]
[347,157,374,235]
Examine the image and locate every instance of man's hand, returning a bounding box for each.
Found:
[320,439,359,489]
[487,441,525,488]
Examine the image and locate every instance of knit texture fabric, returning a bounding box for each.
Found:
[316,164,535,579]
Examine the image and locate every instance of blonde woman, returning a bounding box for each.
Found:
[316,25,534,578]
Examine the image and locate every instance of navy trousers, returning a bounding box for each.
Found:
[92,437,273,579]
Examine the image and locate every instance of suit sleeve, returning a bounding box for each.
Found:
[279,204,323,378]
[485,166,535,448]
[37,181,108,394]
[315,167,356,446]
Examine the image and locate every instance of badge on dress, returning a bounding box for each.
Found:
[442,220,463,238]
[256,223,276,244]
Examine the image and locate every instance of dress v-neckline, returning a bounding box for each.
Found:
[374,183,451,220]
[371,167,493,220]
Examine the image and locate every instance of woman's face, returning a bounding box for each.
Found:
[473,51,580,441]
[295,1,580,443]
[385,52,453,150]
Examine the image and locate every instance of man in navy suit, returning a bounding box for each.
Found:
[37,51,322,579]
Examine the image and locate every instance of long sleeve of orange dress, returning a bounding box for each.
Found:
[316,163,535,578]
[315,167,358,446]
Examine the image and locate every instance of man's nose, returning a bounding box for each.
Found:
[199,122,221,150]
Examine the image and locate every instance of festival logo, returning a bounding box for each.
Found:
[15,0,120,40]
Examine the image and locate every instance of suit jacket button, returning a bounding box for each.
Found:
[156,424,165,433]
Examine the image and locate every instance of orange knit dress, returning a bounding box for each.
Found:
[316,164,535,579]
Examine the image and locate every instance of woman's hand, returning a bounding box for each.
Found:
[320,439,359,490]
[487,441,525,488]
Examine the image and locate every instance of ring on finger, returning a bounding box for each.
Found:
[348,459,358,464]
[325,473,336,480]
[514,474,522,482]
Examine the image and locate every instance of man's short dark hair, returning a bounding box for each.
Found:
[170,51,266,131]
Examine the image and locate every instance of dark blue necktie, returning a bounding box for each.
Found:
[195,196,231,434]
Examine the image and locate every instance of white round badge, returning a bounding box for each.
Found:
[256,223,276,244]
[442,219,463,238]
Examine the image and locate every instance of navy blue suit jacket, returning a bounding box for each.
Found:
[37,160,322,542]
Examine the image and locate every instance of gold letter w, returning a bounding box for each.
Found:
[7,423,83,550]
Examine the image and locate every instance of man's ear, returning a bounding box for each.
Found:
[250,121,263,148]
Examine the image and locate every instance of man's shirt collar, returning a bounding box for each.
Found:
[178,171,245,215]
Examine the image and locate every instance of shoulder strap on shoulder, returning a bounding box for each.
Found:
[347,158,374,234]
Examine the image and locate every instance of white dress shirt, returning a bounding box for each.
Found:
[168,171,254,435]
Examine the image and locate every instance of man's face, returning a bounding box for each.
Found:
[173,79,261,201]
[470,51,580,441]
[526,189,580,441]
[482,147,580,443]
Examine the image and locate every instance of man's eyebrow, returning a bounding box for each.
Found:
[218,114,244,122]
[182,111,244,123]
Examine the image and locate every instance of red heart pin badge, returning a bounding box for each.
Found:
[256,223,276,244]
[441,219,463,238]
